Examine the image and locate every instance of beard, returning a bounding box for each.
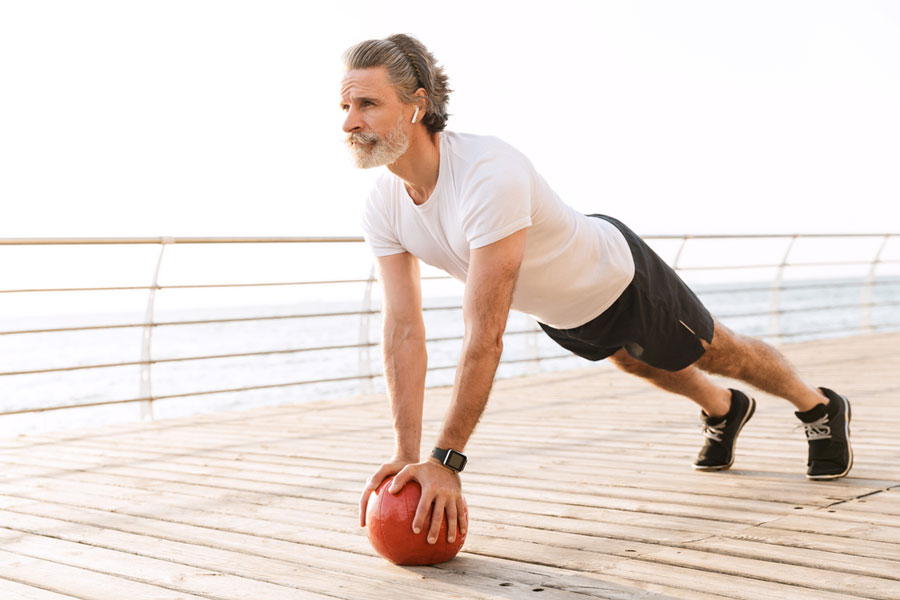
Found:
[346,115,410,169]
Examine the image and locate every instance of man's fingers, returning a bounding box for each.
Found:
[360,461,408,527]
[445,502,458,544]
[359,473,384,527]
[359,487,372,527]
[411,488,433,536]
[426,497,446,544]
[459,495,468,536]
[389,466,412,494]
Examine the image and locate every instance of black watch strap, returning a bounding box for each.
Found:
[431,447,467,473]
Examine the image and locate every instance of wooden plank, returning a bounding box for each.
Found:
[466,534,866,600]
[759,514,900,544]
[17,433,885,507]
[684,536,900,581]
[0,505,673,600]
[0,332,896,599]
[0,457,810,527]
[0,517,490,600]
[3,478,888,600]
[633,544,900,600]
[0,579,81,600]
[0,548,212,600]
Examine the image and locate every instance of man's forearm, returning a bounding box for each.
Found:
[383,323,428,461]
[435,332,504,452]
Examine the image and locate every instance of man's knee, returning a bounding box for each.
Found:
[694,321,747,377]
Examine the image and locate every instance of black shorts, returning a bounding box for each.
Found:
[538,214,714,372]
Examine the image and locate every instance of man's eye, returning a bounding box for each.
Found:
[341,104,349,111]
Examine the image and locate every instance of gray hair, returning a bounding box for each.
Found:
[343,34,451,134]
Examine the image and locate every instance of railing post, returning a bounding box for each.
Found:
[138,237,172,421]
[359,263,377,395]
[862,234,891,334]
[769,235,798,344]
[672,235,691,271]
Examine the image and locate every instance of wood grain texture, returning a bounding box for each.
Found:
[1,331,898,599]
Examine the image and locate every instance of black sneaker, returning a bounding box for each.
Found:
[795,388,853,480]
[693,389,756,471]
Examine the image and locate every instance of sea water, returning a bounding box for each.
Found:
[1,277,898,437]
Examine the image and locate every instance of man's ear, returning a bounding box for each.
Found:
[413,88,428,118]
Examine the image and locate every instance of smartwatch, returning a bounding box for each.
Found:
[431,447,467,473]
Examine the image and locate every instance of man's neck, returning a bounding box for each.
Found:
[388,130,441,205]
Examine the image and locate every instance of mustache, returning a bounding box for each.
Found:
[347,131,380,146]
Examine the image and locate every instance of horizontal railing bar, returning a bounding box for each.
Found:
[0,344,382,377]
[5,272,899,298]
[0,236,367,246]
[717,299,900,320]
[0,305,469,337]
[0,275,453,296]
[0,315,367,336]
[3,233,896,421]
[646,233,897,240]
[694,278,900,296]
[0,328,538,377]
[2,233,896,246]
[0,398,154,416]
[4,291,900,337]
[8,294,899,374]
[5,273,899,297]
[779,321,900,340]
[17,294,897,374]
[677,258,900,272]
[0,351,579,416]
[5,321,897,416]
[0,374,373,416]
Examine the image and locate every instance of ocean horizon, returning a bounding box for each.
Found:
[1,275,898,438]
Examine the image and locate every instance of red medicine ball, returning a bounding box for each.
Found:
[365,475,467,565]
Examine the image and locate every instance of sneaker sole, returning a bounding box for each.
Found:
[807,393,853,481]
[692,395,757,472]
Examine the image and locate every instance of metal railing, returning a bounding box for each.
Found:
[1,233,899,420]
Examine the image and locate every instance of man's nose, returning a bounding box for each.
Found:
[343,108,362,134]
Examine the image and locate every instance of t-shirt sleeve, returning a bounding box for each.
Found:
[459,150,533,249]
[361,186,405,257]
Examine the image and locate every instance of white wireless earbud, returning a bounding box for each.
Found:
[411,106,420,124]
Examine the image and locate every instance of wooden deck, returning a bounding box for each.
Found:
[1,332,899,599]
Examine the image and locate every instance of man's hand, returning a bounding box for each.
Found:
[385,459,468,544]
[359,458,414,527]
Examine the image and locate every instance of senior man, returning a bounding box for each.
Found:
[341,34,853,547]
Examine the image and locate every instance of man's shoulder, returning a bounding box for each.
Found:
[444,131,533,180]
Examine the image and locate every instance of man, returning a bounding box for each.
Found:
[341,34,853,548]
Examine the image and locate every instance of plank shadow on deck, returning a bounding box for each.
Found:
[1,332,899,599]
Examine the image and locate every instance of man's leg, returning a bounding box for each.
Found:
[609,346,757,471]
[610,320,827,413]
[692,320,827,411]
[609,319,851,478]
[609,348,731,416]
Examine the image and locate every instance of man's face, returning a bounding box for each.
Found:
[340,66,411,169]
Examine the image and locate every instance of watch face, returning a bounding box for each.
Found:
[446,451,466,471]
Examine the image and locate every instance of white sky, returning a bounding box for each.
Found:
[2,0,899,239]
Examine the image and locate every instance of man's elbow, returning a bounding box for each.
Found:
[465,329,505,360]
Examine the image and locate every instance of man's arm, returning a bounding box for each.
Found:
[358,251,427,526]
[388,227,528,544]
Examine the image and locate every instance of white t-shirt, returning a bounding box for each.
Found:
[361,131,635,329]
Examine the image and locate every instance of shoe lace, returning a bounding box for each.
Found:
[700,420,726,442]
[799,416,831,441]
